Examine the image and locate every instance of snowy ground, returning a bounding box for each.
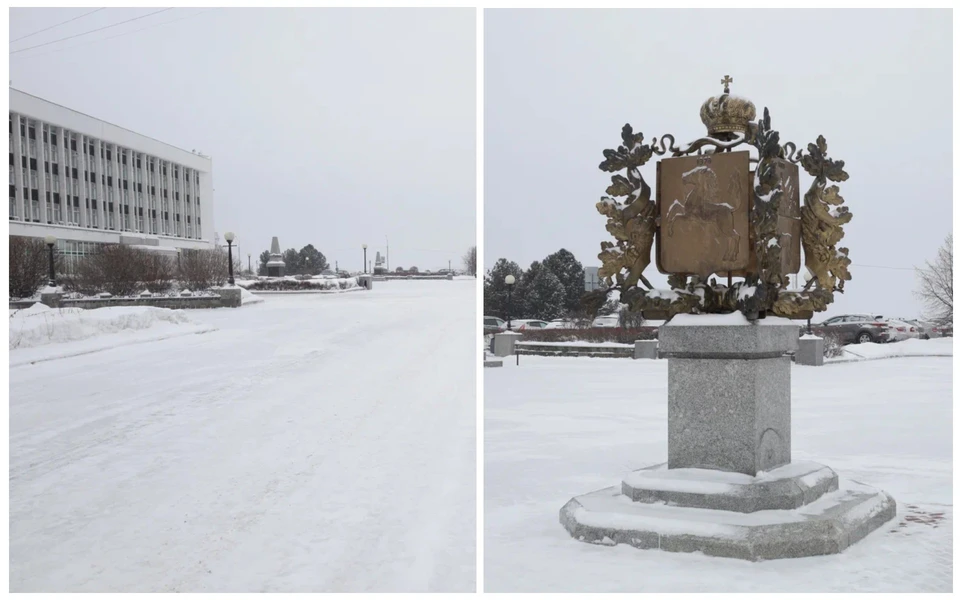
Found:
[9,280,476,592]
[485,351,952,592]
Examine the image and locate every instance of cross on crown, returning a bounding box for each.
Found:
[721,75,733,94]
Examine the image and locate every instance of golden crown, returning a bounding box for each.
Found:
[700,75,756,136]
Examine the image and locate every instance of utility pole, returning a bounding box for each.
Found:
[385,235,389,272]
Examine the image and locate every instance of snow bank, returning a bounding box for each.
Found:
[516,341,633,348]
[240,287,264,305]
[832,337,953,362]
[9,306,215,364]
[669,312,751,326]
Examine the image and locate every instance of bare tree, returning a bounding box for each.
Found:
[916,233,952,325]
[462,245,477,276]
[71,244,145,297]
[9,236,57,298]
[179,248,229,290]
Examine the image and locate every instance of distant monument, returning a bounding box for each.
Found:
[266,236,285,277]
[374,251,386,275]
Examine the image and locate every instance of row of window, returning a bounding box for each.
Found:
[9,196,200,237]
[9,112,205,239]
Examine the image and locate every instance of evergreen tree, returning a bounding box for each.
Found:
[515,260,544,318]
[282,248,301,274]
[298,244,329,275]
[258,250,271,275]
[483,258,523,320]
[525,267,566,321]
[543,248,585,315]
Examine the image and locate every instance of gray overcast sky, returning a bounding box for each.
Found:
[10,7,476,272]
[485,9,952,320]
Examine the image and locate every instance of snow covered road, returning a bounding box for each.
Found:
[9,280,476,592]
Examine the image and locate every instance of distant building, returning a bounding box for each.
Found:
[9,88,214,272]
[374,251,386,274]
[584,266,602,292]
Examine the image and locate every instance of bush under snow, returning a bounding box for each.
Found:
[238,277,360,292]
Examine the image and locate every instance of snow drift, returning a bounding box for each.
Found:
[833,337,953,361]
[9,305,215,365]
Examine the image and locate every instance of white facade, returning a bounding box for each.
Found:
[8,88,214,265]
[584,266,602,292]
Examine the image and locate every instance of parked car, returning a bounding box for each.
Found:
[885,318,921,342]
[905,319,949,339]
[544,319,578,330]
[483,316,506,335]
[810,314,891,345]
[510,319,549,331]
[592,314,621,328]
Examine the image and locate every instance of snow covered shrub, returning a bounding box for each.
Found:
[243,277,359,292]
[8,236,54,299]
[178,248,229,290]
[520,326,658,344]
[823,333,844,358]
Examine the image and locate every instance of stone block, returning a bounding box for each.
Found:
[796,336,824,366]
[559,480,896,561]
[660,322,798,477]
[659,321,799,359]
[621,461,838,513]
[218,287,242,308]
[634,340,659,359]
[359,275,374,290]
[39,291,62,308]
[668,355,791,475]
[492,332,522,357]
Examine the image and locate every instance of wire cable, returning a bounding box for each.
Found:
[10,8,172,55]
[9,7,105,44]
[11,9,213,60]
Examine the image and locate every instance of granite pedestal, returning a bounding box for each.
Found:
[560,318,896,561]
[492,332,522,357]
[633,339,659,359]
[796,335,825,366]
[218,286,242,308]
[40,290,63,308]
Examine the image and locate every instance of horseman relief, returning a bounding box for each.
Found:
[656,151,750,278]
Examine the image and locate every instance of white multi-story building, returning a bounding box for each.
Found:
[8,88,214,270]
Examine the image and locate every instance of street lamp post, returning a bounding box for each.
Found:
[248,253,251,275]
[44,235,57,287]
[505,274,516,331]
[362,244,368,274]
[224,231,236,286]
[176,248,182,272]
